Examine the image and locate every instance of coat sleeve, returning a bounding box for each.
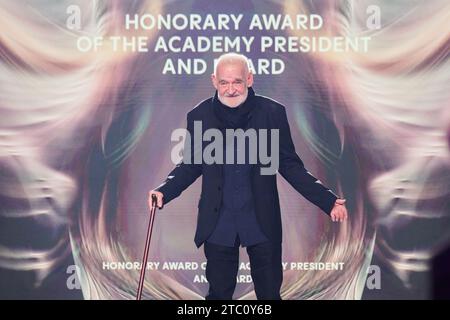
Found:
[276,105,338,215]
[154,111,202,205]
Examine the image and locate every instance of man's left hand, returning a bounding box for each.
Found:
[330,198,348,222]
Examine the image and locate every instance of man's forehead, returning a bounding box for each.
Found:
[217,76,245,82]
[216,62,247,78]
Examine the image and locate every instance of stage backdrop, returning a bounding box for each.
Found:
[0,0,449,300]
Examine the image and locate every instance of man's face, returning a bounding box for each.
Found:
[211,62,254,108]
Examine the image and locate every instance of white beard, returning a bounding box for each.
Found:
[218,90,248,108]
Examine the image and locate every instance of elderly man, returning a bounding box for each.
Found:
[149,53,347,300]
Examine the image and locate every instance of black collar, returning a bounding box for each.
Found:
[212,87,256,129]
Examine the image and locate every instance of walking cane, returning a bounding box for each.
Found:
[136,193,158,300]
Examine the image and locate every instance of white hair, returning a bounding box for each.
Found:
[214,53,251,76]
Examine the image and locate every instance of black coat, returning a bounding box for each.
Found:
[156,90,338,248]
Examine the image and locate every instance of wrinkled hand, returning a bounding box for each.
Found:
[330,198,348,222]
[148,190,164,209]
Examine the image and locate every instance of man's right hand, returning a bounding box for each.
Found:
[148,190,164,209]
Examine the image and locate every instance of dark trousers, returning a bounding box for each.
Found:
[203,240,283,300]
